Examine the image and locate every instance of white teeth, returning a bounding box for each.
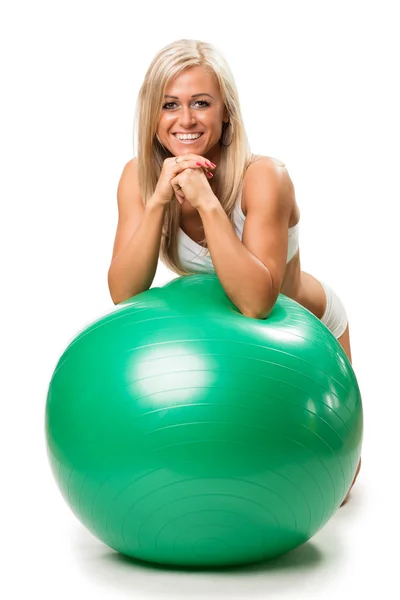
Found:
[174,133,202,140]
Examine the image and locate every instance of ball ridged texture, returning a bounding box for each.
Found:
[45,274,363,568]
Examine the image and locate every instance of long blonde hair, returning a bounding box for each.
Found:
[133,39,256,276]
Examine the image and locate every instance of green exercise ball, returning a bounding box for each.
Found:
[45,274,363,568]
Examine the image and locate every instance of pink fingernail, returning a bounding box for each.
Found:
[196,161,202,166]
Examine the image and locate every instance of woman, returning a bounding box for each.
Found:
[108,39,361,504]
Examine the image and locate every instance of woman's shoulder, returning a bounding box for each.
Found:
[244,154,287,186]
[242,154,293,216]
[250,154,286,168]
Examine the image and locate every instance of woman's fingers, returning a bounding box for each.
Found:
[172,156,215,203]
[176,192,186,204]
[180,162,214,178]
[176,156,216,174]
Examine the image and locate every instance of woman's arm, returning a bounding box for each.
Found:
[198,160,293,318]
[108,159,166,304]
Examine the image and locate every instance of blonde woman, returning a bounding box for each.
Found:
[107,39,361,504]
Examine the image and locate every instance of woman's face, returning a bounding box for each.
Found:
[156,65,228,161]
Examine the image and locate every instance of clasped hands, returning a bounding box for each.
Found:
[171,154,217,210]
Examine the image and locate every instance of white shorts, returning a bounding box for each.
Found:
[319,280,348,339]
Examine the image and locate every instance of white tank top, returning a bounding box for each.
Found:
[177,192,300,273]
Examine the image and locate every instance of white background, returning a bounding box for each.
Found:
[2,0,399,598]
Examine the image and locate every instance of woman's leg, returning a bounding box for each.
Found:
[338,322,360,505]
[341,455,362,505]
[298,272,353,362]
[337,322,353,364]
[317,280,361,505]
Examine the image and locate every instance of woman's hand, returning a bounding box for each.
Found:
[171,166,216,210]
[154,154,216,206]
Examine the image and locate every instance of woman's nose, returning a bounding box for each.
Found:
[178,108,197,127]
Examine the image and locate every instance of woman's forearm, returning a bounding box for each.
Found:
[107,195,166,304]
[198,197,274,318]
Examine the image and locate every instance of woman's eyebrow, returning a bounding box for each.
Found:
[164,93,215,100]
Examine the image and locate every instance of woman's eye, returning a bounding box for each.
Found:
[163,100,210,109]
